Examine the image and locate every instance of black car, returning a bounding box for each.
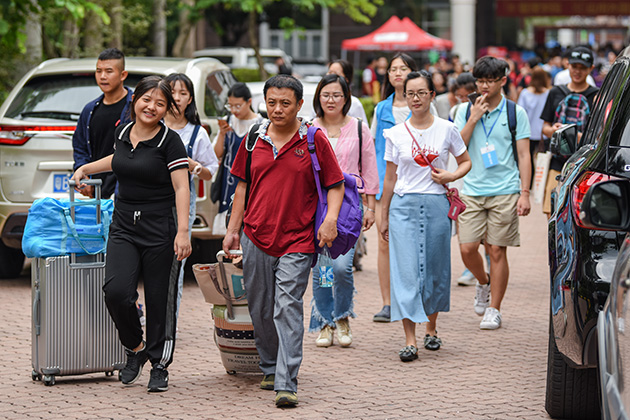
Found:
[580,179,630,419]
[546,47,630,419]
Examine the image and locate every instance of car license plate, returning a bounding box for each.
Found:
[53,173,70,193]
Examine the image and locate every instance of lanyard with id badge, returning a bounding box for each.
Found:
[479,99,505,169]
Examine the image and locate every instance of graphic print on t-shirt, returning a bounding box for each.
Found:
[411,141,439,167]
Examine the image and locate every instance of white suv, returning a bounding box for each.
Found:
[0,57,236,277]
[193,47,292,75]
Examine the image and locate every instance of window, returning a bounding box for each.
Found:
[5,74,144,122]
[582,62,627,146]
[204,70,237,118]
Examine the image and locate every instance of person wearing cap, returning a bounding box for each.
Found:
[540,46,599,216]
[553,48,597,87]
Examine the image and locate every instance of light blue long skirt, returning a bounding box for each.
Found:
[389,193,451,323]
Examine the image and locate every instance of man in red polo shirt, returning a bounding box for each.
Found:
[223,74,344,408]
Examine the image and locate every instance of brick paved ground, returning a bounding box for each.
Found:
[0,203,551,419]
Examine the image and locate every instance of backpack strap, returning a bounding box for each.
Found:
[557,84,571,97]
[357,118,363,176]
[244,123,262,211]
[506,99,518,165]
[187,125,201,158]
[306,125,325,205]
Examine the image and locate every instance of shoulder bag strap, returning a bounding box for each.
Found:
[357,118,363,176]
[403,121,449,194]
[187,125,201,158]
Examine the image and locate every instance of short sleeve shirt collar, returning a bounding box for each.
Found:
[256,118,309,159]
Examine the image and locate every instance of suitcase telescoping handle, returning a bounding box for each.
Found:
[215,250,242,320]
[67,179,105,266]
[68,179,102,223]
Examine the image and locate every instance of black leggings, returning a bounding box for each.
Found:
[103,206,180,368]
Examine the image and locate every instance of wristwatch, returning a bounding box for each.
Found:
[192,163,203,176]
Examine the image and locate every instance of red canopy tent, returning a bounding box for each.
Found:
[341,16,453,53]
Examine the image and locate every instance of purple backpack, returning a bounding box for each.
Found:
[307,126,363,264]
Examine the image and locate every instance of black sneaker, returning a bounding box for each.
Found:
[373,305,391,322]
[147,365,169,392]
[120,343,148,385]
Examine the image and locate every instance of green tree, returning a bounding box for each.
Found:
[195,0,383,79]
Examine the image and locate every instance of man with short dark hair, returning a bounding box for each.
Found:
[73,48,133,198]
[223,74,344,408]
[454,56,532,330]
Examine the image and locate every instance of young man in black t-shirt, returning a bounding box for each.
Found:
[540,46,599,215]
[72,48,133,198]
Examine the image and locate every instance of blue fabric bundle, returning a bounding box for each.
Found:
[22,197,114,258]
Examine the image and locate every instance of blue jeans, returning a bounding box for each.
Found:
[309,244,356,332]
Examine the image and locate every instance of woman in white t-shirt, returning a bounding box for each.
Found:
[164,73,220,316]
[380,71,471,362]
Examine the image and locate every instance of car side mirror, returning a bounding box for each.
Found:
[550,124,578,158]
[257,103,268,118]
[580,180,630,231]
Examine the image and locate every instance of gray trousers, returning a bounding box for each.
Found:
[241,233,312,393]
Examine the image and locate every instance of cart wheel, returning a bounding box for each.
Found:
[32,370,41,381]
[43,375,55,386]
[118,371,122,381]
[226,370,236,375]
[105,371,113,377]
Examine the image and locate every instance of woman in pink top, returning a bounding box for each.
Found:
[309,73,379,348]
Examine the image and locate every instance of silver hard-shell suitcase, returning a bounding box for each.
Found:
[31,179,125,386]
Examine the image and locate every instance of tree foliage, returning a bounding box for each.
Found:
[194,0,383,78]
[0,0,109,51]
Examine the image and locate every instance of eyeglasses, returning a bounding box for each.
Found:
[320,93,345,101]
[475,78,503,86]
[225,103,243,112]
[388,66,410,74]
[404,90,432,99]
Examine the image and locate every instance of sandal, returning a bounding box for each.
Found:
[423,333,442,351]
[398,345,418,362]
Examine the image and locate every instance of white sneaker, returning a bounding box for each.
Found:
[480,307,502,330]
[316,325,334,347]
[474,281,491,316]
[457,269,477,286]
[336,318,352,347]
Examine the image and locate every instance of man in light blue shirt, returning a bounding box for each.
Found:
[454,56,531,331]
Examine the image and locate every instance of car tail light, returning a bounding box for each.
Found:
[197,179,205,198]
[0,125,75,145]
[572,171,611,228]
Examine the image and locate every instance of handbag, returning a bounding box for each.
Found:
[210,154,225,203]
[533,151,552,204]
[210,116,230,203]
[22,197,114,258]
[404,121,466,220]
[307,126,364,263]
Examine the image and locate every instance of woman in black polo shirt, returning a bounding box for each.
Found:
[71,75,191,393]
